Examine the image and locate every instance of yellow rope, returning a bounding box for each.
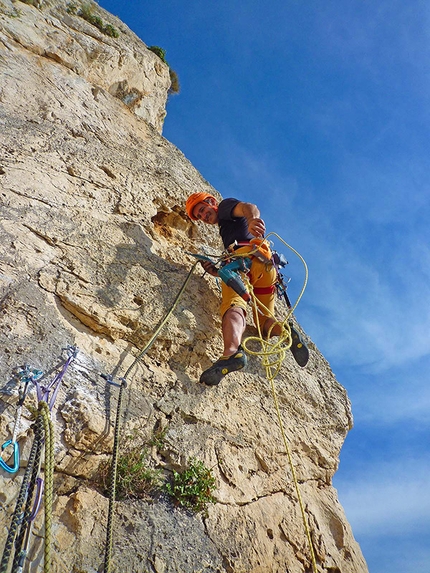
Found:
[242,233,318,573]
[39,401,54,573]
[103,262,199,573]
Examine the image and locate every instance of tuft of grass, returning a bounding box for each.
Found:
[164,457,216,514]
[103,23,119,38]
[66,2,78,14]
[67,2,120,38]
[148,426,168,450]
[97,431,217,511]
[148,46,180,95]
[7,7,22,17]
[100,447,162,501]
[148,46,167,64]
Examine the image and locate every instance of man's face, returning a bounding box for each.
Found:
[192,201,218,224]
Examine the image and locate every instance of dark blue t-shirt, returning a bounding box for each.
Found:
[218,198,254,249]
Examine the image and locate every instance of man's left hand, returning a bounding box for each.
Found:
[248,217,266,237]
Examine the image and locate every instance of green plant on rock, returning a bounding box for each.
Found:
[148,426,168,450]
[7,6,22,17]
[68,2,120,38]
[164,457,216,514]
[148,45,167,64]
[66,2,78,15]
[148,46,180,95]
[18,0,39,6]
[100,447,162,500]
[103,23,119,38]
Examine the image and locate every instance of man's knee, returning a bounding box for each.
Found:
[262,317,283,338]
[223,306,246,326]
[223,306,246,320]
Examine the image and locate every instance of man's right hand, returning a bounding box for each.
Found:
[200,260,219,276]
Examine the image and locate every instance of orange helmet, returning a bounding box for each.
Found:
[185,192,217,221]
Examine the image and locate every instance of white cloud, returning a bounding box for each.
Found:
[335,457,430,537]
[339,352,430,427]
[298,232,430,373]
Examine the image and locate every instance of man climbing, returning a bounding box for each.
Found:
[186,192,309,386]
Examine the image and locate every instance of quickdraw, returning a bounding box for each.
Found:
[0,366,42,474]
[34,345,79,411]
[0,345,79,573]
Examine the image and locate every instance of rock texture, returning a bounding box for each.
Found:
[0,1,369,572]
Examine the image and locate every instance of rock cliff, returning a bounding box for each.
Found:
[0,1,368,572]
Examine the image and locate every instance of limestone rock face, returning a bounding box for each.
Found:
[0,2,368,572]
[0,0,170,133]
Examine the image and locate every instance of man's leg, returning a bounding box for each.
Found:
[222,307,246,356]
[261,314,309,368]
[200,306,248,386]
[262,316,282,338]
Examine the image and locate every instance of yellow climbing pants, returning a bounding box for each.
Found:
[220,245,277,330]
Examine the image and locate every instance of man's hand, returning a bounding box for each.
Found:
[247,217,266,237]
[200,260,219,276]
[231,202,266,237]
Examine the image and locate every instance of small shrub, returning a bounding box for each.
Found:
[169,69,180,94]
[148,46,180,95]
[164,458,216,514]
[8,7,22,17]
[78,2,93,21]
[66,2,78,15]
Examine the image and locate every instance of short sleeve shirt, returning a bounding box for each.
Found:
[218,198,254,249]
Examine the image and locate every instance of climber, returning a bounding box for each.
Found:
[186,192,309,386]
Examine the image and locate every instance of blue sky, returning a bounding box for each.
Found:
[98,1,430,571]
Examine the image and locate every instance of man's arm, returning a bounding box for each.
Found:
[231,201,266,237]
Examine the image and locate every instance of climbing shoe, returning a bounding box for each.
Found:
[289,324,309,367]
[200,346,248,386]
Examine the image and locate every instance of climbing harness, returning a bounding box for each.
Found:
[186,237,272,301]
[0,346,78,573]
[187,251,252,301]
[239,233,308,375]
[102,262,199,573]
[0,367,42,474]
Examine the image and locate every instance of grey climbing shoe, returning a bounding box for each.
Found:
[289,324,309,367]
[200,346,248,386]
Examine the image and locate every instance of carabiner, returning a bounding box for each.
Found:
[28,477,44,521]
[0,439,20,473]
